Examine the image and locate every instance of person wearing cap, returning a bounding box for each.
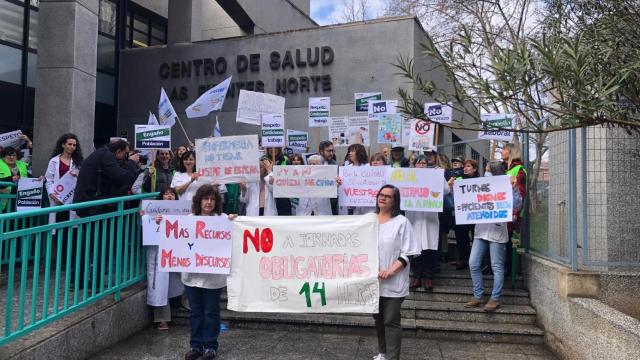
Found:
[424,148,438,167]
[390,146,410,168]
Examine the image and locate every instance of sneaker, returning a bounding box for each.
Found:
[409,277,421,289]
[464,297,486,308]
[484,299,501,312]
[372,354,387,360]
[422,278,434,292]
[202,349,217,360]
[184,348,202,360]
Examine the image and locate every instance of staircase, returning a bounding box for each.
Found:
[174,264,544,344]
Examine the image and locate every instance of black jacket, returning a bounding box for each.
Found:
[73,147,137,205]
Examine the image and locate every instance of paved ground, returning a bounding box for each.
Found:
[89,326,557,360]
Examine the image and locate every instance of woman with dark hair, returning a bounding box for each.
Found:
[45,133,83,222]
[172,145,187,168]
[370,152,388,166]
[346,143,368,166]
[373,184,420,360]
[448,159,479,270]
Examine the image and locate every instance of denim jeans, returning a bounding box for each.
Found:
[185,286,221,352]
[469,239,506,301]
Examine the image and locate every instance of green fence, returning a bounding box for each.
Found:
[0,192,156,346]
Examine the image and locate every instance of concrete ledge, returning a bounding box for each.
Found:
[558,268,601,299]
[1,283,150,360]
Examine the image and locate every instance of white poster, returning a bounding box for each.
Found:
[51,172,77,205]
[134,125,171,150]
[286,130,308,153]
[348,116,370,146]
[453,175,513,225]
[408,119,435,151]
[308,97,330,127]
[261,114,285,147]
[236,90,285,125]
[195,135,260,184]
[392,117,412,148]
[386,168,445,212]
[478,114,515,141]
[16,178,44,211]
[0,130,25,149]
[156,215,233,274]
[329,116,348,147]
[141,200,193,246]
[227,214,380,313]
[368,100,398,121]
[338,166,387,207]
[424,102,453,123]
[272,165,338,198]
[354,92,382,112]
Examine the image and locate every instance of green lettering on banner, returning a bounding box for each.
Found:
[136,128,170,140]
[299,281,327,308]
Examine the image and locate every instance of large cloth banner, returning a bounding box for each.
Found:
[338,166,387,207]
[195,135,260,184]
[227,214,380,313]
[453,175,513,225]
[156,215,233,274]
[387,168,444,212]
[51,172,77,205]
[478,113,515,141]
[17,178,44,211]
[236,90,285,125]
[141,200,193,246]
[0,130,25,149]
[272,165,338,198]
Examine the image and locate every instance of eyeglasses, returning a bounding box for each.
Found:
[378,194,394,200]
[4,154,17,157]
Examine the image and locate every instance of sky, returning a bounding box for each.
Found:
[310,0,389,25]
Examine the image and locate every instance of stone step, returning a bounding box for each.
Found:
[431,273,525,289]
[408,300,536,325]
[408,286,530,305]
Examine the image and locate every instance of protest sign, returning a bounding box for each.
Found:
[227,214,379,313]
[0,130,25,149]
[156,215,233,274]
[272,165,338,198]
[453,175,513,225]
[377,114,402,144]
[134,125,171,150]
[368,100,398,121]
[424,102,453,123]
[408,119,435,151]
[392,117,412,148]
[17,178,44,211]
[141,200,192,245]
[308,97,330,127]
[329,116,348,147]
[236,90,285,125]
[338,166,387,207]
[51,172,77,205]
[196,135,260,184]
[386,168,444,212]
[261,114,285,147]
[478,114,515,141]
[348,116,370,146]
[286,130,308,153]
[354,92,382,112]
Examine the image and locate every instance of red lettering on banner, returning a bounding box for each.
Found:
[166,220,179,239]
[198,167,222,177]
[160,249,191,267]
[225,167,233,175]
[476,192,507,202]
[243,228,273,254]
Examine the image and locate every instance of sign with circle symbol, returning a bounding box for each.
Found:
[414,120,431,135]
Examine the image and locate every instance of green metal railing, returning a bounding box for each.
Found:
[0,192,156,346]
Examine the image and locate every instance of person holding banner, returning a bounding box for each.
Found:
[374,184,420,360]
[447,159,480,270]
[172,145,187,168]
[500,143,527,274]
[261,158,278,216]
[266,148,292,215]
[142,149,175,195]
[45,134,83,225]
[288,154,305,214]
[465,162,523,312]
[171,150,226,203]
[339,144,373,215]
[295,155,332,216]
[0,147,30,204]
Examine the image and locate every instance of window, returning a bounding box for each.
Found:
[97,34,115,73]
[0,1,24,46]
[124,3,167,49]
[98,0,116,36]
[28,9,37,49]
[0,45,22,84]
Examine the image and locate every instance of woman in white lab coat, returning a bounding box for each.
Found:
[45,133,83,225]
[295,155,332,216]
[241,157,277,216]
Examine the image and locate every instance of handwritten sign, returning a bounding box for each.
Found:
[134,125,171,150]
[156,215,233,274]
[368,100,397,121]
[196,135,260,184]
[51,172,77,205]
[377,114,402,144]
[308,97,330,127]
[453,175,513,224]
[348,116,370,146]
[141,200,193,246]
[408,119,435,151]
[0,130,25,149]
[424,102,453,123]
[478,114,514,141]
[286,130,308,153]
[338,166,387,207]
[227,214,379,313]
[236,90,285,125]
[261,114,285,147]
[355,92,381,112]
[17,178,44,211]
[386,168,444,212]
[272,165,338,198]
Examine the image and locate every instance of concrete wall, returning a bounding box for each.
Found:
[131,0,168,17]
[194,0,249,40]
[237,0,317,33]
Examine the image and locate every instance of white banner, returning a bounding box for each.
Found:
[51,172,77,205]
[272,165,338,198]
[308,97,330,127]
[134,125,171,150]
[0,130,25,149]
[368,100,398,121]
[408,119,435,151]
[141,200,193,246]
[227,214,380,313]
[286,130,308,153]
[186,76,232,118]
[158,88,178,127]
[195,135,260,184]
[329,116,348,147]
[338,166,387,207]
[261,114,285,147]
[453,175,513,224]
[424,102,453,123]
[478,114,515,141]
[386,168,445,212]
[236,90,285,125]
[156,215,233,273]
[354,92,382,113]
[17,178,44,211]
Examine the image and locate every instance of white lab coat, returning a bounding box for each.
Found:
[263,172,278,216]
[405,180,450,250]
[146,245,184,306]
[238,182,260,216]
[295,197,332,216]
[44,155,79,225]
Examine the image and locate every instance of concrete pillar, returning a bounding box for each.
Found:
[32,0,99,175]
[167,0,193,45]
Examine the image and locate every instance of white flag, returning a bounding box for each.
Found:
[186,76,232,119]
[213,118,222,137]
[148,111,159,125]
[158,88,178,127]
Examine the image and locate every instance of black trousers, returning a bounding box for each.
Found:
[454,224,474,264]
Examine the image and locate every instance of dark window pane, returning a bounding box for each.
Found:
[28,10,37,49]
[133,15,147,33]
[0,1,24,46]
[27,52,36,87]
[96,72,115,105]
[97,34,115,73]
[132,30,148,48]
[98,0,117,35]
[0,45,22,85]
[150,37,164,46]
[151,23,165,42]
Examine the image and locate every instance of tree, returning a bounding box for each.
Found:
[338,0,371,23]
